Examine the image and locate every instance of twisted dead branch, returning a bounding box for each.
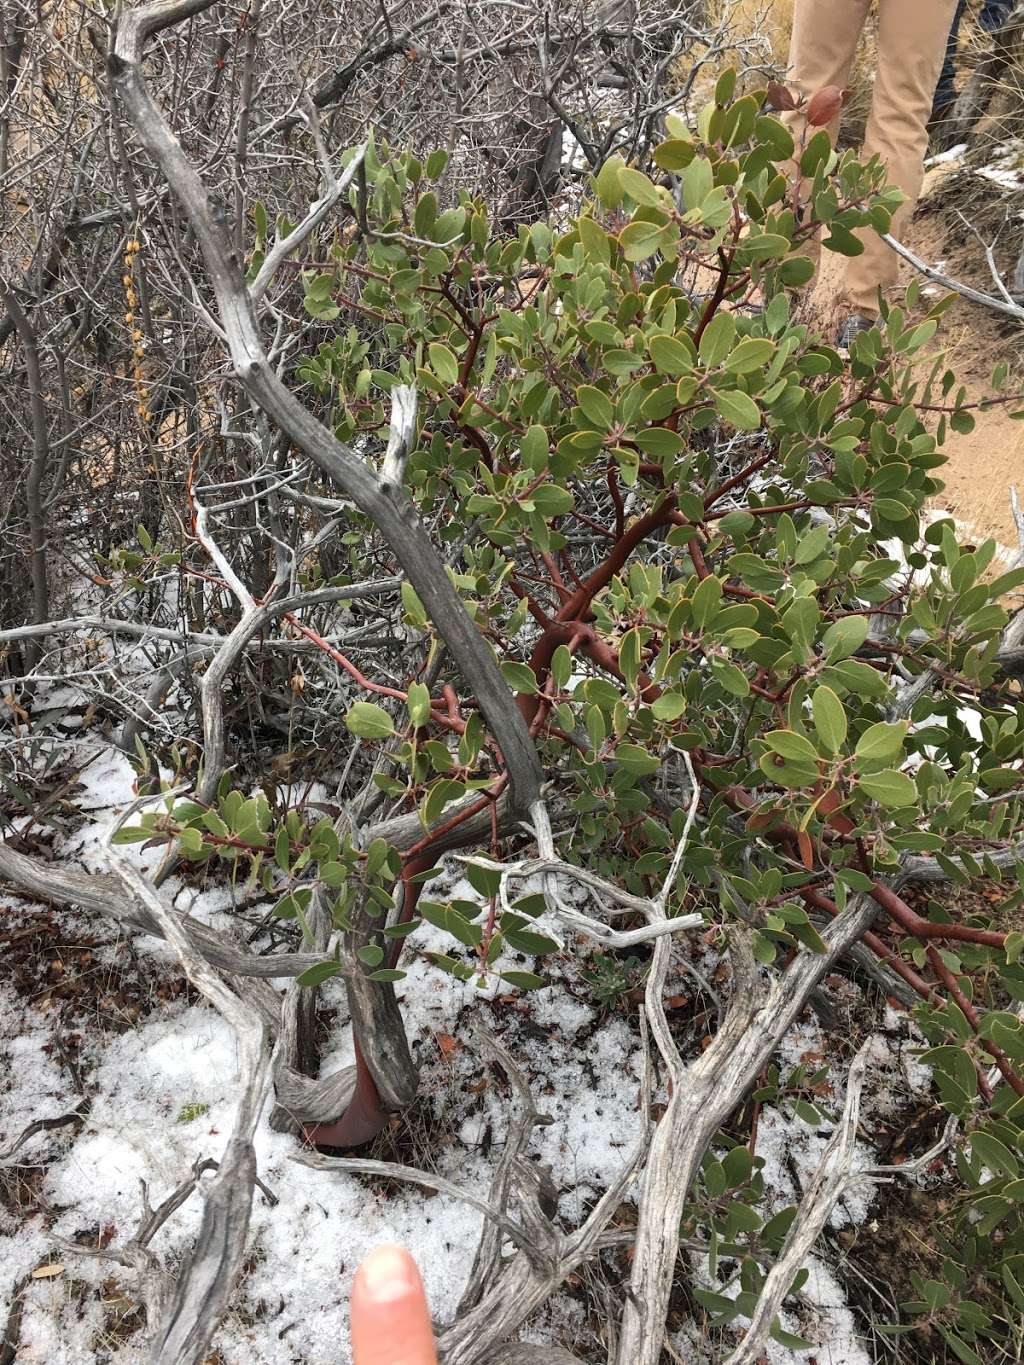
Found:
[882,232,1024,324]
[615,888,894,1365]
[723,1040,872,1365]
[104,817,274,1365]
[0,842,318,998]
[458,850,704,948]
[108,0,544,823]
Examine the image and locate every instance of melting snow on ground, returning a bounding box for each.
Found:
[1,731,938,1361]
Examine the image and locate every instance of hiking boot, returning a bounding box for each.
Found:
[837,314,875,353]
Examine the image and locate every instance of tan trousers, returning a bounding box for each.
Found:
[786,0,959,315]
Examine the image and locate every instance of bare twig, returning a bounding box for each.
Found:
[723,1041,872,1365]
[290,1151,554,1268]
[0,1106,87,1165]
[104,810,273,1365]
[249,138,365,303]
[882,232,1024,324]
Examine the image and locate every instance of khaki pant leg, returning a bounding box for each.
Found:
[843,0,960,314]
[783,0,871,273]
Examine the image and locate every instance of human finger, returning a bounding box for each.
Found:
[350,1243,437,1365]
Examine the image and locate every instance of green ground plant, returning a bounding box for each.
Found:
[111,72,1024,1358]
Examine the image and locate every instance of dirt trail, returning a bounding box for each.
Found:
[721,0,1023,557]
[908,177,1024,560]
[930,352,1024,559]
[808,162,1024,564]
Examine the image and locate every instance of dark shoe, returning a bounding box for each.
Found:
[837,313,875,352]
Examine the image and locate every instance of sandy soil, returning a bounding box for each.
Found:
[725,1,1024,563]
[909,183,1024,559]
[807,161,1024,564]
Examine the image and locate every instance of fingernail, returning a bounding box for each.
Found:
[357,1244,419,1304]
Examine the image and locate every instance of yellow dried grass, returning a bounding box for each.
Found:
[717,0,795,62]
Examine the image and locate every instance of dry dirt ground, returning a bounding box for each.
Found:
[817,163,1024,561]
[910,168,1024,557]
[728,0,1024,559]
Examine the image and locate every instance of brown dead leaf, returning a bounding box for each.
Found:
[806,85,845,128]
[797,830,814,870]
[766,81,797,112]
[32,1263,65,1279]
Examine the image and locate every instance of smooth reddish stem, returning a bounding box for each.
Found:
[870,880,1008,951]
[303,1041,391,1147]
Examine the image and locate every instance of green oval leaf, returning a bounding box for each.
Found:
[712,388,761,431]
[345,701,396,740]
[500,970,547,991]
[499,661,539,694]
[406,681,432,728]
[648,334,693,376]
[576,385,614,431]
[821,615,871,661]
[428,341,459,386]
[296,961,344,988]
[811,685,847,755]
[857,768,917,807]
[699,312,736,367]
[855,720,908,767]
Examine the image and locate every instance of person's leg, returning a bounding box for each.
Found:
[843,0,960,317]
[785,0,871,133]
[933,0,968,116]
[783,0,871,273]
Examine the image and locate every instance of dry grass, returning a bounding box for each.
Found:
[719,0,794,60]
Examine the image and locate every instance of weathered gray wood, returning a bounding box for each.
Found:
[269,896,334,1133]
[0,843,311,1002]
[882,232,1024,324]
[103,850,272,1365]
[482,1350,585,1365]
[108,0,543,821]
[614,892,886,1365]
[344,950,420,1110]
[272,1064,357,1123]
[614,928,761,1365]
[457,1027,555,1317]
[723,1041,872,1365]
[436,818,657,1364]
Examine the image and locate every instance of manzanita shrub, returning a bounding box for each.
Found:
[117,73,1024,1356]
